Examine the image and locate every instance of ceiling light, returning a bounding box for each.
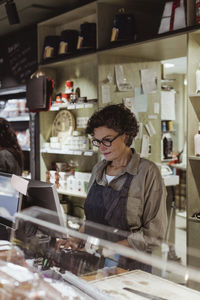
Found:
[164,63,175,68]
[5,0,20,25]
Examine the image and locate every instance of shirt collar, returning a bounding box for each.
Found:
[125,148,140,175]
[95,149,140,182]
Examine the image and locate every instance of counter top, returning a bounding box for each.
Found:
[91,270,200,300]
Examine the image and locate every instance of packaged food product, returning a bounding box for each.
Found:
[0,240,25,266]
[0,259,84,299]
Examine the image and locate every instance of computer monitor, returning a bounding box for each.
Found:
[0,172,21,228]
[10,175,65,228]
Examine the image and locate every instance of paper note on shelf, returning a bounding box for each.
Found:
[115,65,133,91]
[140,69,157,94]
[134,87,147,112]
[123,97,139,121]
[140,135,149,158]
[161,90,176,120]
[102,85,111,104]
[145,121,156,137]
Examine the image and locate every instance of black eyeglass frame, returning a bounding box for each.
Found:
[92,132,122,147]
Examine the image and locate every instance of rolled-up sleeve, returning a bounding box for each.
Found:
[127,163,168,252]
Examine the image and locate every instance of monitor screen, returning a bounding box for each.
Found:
[11,175,65,228]
[0,172,20,228]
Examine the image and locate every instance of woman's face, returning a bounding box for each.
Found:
[93,126,128,161]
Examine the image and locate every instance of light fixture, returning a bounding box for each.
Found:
[5,0,20,25]
[164,63,175,69]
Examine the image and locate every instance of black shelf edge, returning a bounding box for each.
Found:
[0,85,26,96]
[40,48,96,66]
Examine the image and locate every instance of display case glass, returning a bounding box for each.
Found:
[0,206,197,299]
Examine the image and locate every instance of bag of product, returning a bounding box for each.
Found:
[26,71,54,112]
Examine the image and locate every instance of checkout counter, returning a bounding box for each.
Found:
[0,205,199,300]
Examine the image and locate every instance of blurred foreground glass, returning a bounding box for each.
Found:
[4,206,200,300]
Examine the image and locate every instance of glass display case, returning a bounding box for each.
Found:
[0,206,198,299]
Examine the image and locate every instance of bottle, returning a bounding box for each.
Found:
[196,64,200,94]
[161,121,167,132]
[194,123,200,156]
[163,133,173,159]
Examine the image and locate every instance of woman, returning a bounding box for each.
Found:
[58,104,167,271]
[84,104,167,255]
[0,117,23,175]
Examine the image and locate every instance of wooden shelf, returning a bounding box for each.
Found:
[41,148,95,156]
[170,163,187,171]
[0,85,26,96]
[189,95,200,119]
[189,94,200,98]
[161,79,176,83]
[162,130,176,134]
[50,102,97,111]
[188,156,200,161]
[39,51,97,69]
[6,115,30,122]
[161,158,177,162]
[98,32,187,61]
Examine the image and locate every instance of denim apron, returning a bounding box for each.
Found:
[84,173,152,272]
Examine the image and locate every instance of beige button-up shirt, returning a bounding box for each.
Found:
[87,150,168,252]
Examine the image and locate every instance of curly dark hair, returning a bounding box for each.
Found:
[85,104,139,147]
[0,118,24,169]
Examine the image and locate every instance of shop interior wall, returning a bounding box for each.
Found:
[98,54,161,164]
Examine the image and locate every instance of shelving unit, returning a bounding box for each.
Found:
[34,1,196,220]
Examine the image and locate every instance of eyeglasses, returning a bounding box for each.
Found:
[92,132,122,147]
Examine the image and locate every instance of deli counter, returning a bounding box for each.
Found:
[0,172,200,299]
[0,205,198,300]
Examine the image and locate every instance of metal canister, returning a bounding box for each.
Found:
[167,120,173,131]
